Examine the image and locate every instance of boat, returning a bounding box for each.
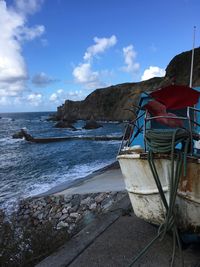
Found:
[117,84,200,237]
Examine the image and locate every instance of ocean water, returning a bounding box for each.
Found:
[0,112,124,212]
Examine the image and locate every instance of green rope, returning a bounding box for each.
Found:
[128,128,190,267]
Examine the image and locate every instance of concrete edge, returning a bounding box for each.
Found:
[36,194,131,267]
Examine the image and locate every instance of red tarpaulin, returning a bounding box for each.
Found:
[150,85,200,110]
[143,100,184,128]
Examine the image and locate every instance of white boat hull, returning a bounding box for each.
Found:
[117,153,200,233]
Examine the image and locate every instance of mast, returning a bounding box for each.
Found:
[189,26,196,88]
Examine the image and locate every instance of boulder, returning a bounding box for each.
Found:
[83,119,102,130]
[56,221,69,230]
[54,120,77,130]
[12,130,25,139]
[12,129,34,140]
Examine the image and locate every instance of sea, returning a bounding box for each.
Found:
[0,112,124,213]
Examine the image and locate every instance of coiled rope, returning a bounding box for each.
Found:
[128,128,191,267]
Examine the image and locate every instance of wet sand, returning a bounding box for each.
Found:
[37,161,125,197]
[55,168,125,195]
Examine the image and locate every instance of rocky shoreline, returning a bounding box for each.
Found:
[9,161,125,237]
[0,162,126,266]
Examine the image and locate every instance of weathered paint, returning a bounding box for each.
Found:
[176,196,200,233]
[179,162,200,204]
[117,153,200,233]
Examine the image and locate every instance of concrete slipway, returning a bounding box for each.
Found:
[36,167,200,267]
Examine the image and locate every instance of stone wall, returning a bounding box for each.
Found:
[16,191,127,236]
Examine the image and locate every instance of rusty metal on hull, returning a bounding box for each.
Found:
[117,152,200,233]
[179,162,200,203]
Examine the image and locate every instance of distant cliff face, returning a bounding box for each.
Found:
[56,47,200,121]
[165,47,200,86]
[56,78,164,121]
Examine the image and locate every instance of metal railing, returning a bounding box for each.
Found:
[118,106,200,155]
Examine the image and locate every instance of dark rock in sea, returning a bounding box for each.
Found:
[46,115,58,121]
[55,47,200,122]
[83,118,102,130]
[12,130,24,139]
[54,120,77,130]
[63,116,77,124]
[20,129,34,141]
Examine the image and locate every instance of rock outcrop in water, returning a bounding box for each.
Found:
[12,130,25,139]
[83,118,102,130]
[56,47,200,122]
[54,120,77,130]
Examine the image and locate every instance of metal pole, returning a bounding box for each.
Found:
[189,26,196,88]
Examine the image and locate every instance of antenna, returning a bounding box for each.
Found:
[189,26,196,88]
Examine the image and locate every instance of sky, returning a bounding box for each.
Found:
[0,0,200,112]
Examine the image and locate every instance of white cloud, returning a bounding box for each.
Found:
[27,93,42,106]
[16,25,45,41]
[50,89,84,103]
[122,45,140,74]
[67,90,83,100]
[73,63,104,89]
[68,90,82,97]
[73,35,117,89]
[65,90,84,100]
[57,89,64,94]
[32,72,57,87]
[0,1,27,96]
[14,0,44,16]
[84,35,117,61]
[49,93,58,102]
[0,96,10,106]
[49,89,65,103]
[14,96,23,105]
[141,66,165,81]
[0,0,44,99]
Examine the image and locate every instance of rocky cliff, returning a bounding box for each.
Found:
[165,47,200,86]
[56,47,200,121]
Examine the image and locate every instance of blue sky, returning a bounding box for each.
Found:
[0,0,200,112]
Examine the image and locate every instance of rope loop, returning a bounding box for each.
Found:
[129,128,190,267]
